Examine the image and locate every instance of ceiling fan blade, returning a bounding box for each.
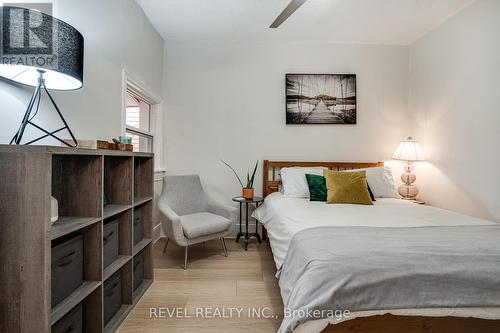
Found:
[269,0,307,28]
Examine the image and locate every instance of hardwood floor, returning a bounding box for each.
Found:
[117,238,283,333]
[117,238,500,333]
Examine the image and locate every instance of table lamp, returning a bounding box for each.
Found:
[392,136,425,200]
[0,6,84,146]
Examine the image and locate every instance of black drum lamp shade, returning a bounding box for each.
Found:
[1,6,84,146]
[0,6,84,90]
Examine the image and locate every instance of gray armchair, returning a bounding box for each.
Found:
[158,175,237,269]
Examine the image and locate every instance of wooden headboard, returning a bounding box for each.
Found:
[262,160,384,198]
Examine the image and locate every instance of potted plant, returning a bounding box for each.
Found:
[222,160,258,200]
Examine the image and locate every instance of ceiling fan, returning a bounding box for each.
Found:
[269,0,308,28]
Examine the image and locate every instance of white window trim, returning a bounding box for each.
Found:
[125,125,153,138]
[121,69,164,171]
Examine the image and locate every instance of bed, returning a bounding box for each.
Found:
[254,160,500,333]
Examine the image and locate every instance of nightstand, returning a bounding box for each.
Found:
[232,196,264,251]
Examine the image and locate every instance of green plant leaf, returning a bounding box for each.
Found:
[246,172,250,188]
[221,159,244,188]
[249,160,258,188]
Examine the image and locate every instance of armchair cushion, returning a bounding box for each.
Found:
[180,212,232,239]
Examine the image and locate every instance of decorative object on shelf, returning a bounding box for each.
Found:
[286,74,357,124]
[117,144,133,151]
[50,196,58,224]
[104,193,109,207]
[118,136,132,144]
[392,136,425,200]
[0,6,84,147]
[62,139,109,149]
[61,139,133,151]
[108,143,119,150]
[111,138,133,151]
[222,160,258,200]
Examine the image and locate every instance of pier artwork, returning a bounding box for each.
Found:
[286,74,357,124]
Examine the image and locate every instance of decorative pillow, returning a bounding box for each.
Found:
[280,167,326,198]
[305,174,327,201]
[367,183,376,202]
[306,174,376,202]
[324,170,373,205]
[346,167,398,198]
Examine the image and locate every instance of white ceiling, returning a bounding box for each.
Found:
[135,0,475,45]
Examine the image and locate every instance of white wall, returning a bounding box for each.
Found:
[0,0,164,151]
[163,41,410,211]
[408,0,500,221]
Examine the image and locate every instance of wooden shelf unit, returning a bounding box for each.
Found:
[134,196,153,207]
[51,281,101,325]
[103,261,133,333]
[0,145,154,333]
[103,204,132,219]
[51,216,101,240]
[103,255,131,281]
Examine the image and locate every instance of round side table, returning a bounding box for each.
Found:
[232,196,264,251]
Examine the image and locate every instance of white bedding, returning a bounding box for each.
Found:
[253,192,495,269]
[252,192,500,332]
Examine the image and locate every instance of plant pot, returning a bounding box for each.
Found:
[242,188,254,200]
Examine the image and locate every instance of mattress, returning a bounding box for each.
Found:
[253,192,495,269]
[252,193,500,332]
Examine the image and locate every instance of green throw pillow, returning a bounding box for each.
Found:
[305,174,327,201]
[324,170,373,205]
[306,173,375,202]
[367,183,376,202]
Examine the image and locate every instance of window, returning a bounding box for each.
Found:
[125,89,153,152]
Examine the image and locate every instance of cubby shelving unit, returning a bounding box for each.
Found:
[0,145,154,333]
[103,209,132,281]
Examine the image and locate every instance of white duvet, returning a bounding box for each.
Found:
[252,192,500,332]
[253,192,495,269]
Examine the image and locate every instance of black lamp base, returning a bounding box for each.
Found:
[10,70,78,147]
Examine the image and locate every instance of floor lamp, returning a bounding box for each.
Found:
[0,6,84,147]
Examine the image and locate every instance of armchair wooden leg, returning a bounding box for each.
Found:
[163,237,169,253]
[183,245,188,270]
[220,237,228,257]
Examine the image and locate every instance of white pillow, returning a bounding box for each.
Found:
[280,167,326,198]
[348,167,399,198]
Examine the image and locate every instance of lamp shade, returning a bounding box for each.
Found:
[392,137,425,161]
[0,6,84,90]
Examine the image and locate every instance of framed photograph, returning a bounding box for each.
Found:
[286,74,357,124]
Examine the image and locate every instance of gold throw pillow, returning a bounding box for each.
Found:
[323,170,373,205]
